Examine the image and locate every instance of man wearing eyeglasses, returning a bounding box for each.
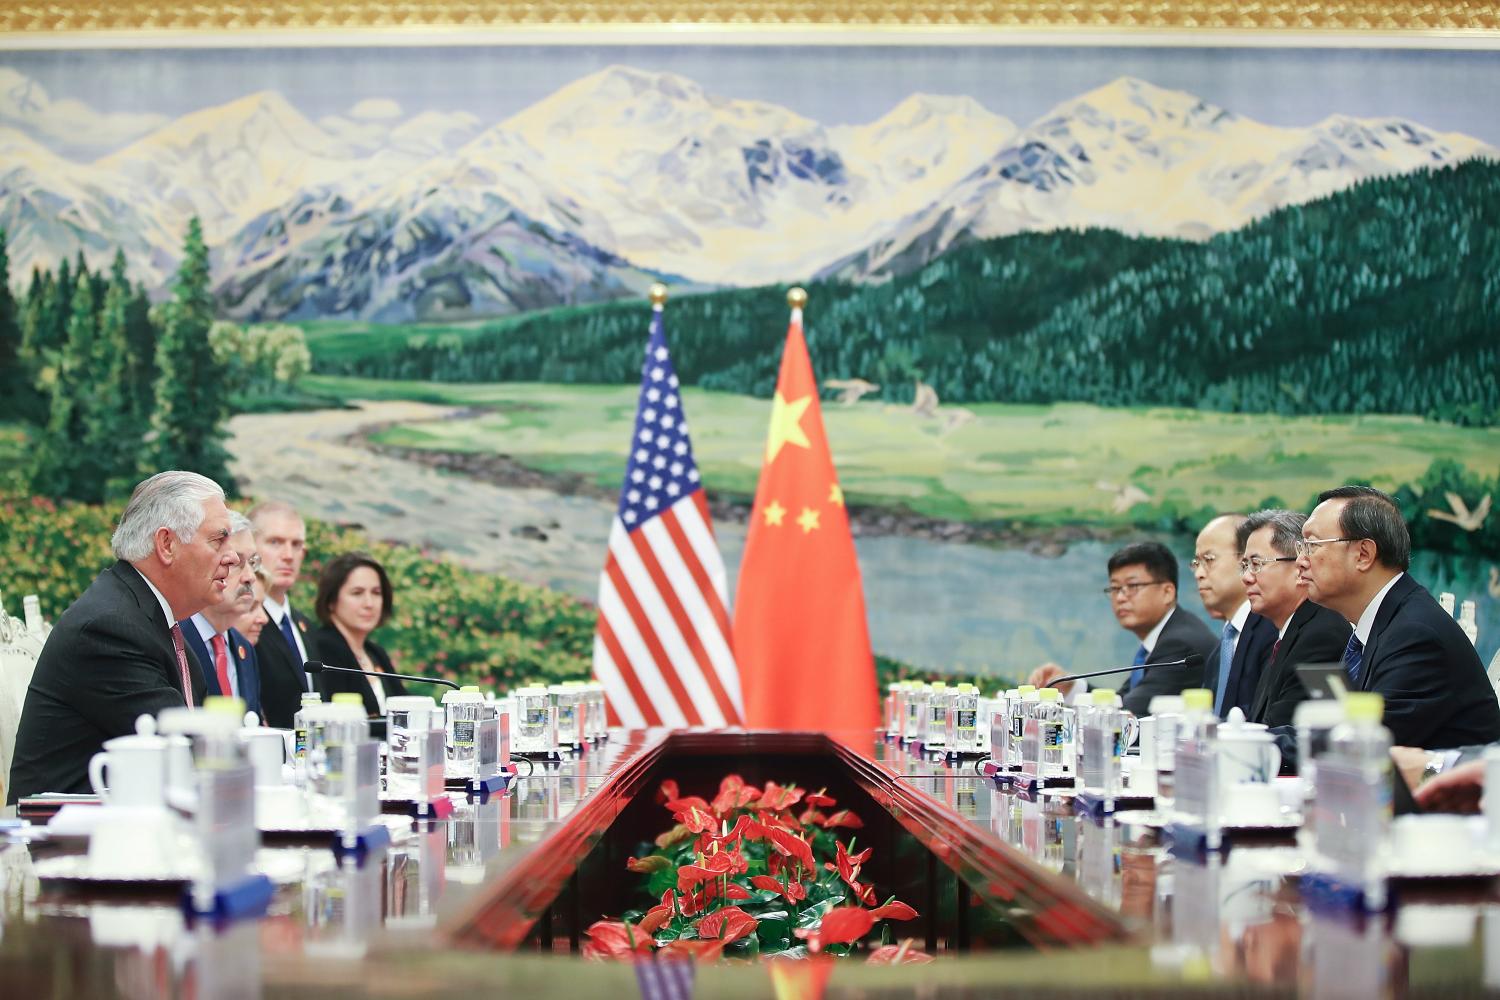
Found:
[1031,541,1216,715]
[1193,513,1277,720]
[1298,485,1499,749]
[1238,509,1351,729]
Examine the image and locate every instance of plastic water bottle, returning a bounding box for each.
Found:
[292,691,324,786]
[926,681,951,752]
[1326,692,1393,909]
[947,683,980,754]
[904,683,929,744]
[1035,688,1068,778]
[1460,600,1479,647]
[1013,685,1039,767]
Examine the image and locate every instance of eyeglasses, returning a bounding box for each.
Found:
[1239,555,1297,575]
[1188,553,1222,571]
[1102,581,1166,599]
[1293,537,1359,558]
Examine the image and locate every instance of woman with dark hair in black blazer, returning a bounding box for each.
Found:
[308,552,407,718]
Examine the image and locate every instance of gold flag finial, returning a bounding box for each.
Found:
[649,283,669,306]
[787,287,808,309]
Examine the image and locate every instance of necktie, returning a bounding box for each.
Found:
[1270,639,1281,665]
[1127,644,1148,690]
[1343,632,1364,685]
[169,623,196,708]
[279,610,311,690]
[211,632,234,698]
[1213,621,1239,716]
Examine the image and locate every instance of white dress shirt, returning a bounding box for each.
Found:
[190,612,240,699]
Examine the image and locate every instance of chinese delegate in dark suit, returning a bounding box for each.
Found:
[256,606,313,729]
[180,623,263,720]
[1357,574,1500,750]
[1248,601,1351,730]
[7,562,205,803]
[1120,607,1218,717]
[308,625,408,718]
[1203,612,1278,719]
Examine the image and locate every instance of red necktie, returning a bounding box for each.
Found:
[1270,639,1281,664]
[211,633,234,698]
[169,623,196,708]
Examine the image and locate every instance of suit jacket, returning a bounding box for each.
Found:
[7,561,205,803]
[1203,611,1278,720]
[1249,600,1352,730]
[1356,574,1500,750]
[256,602,314,729]
[1119,605,1218,717]
[308,626,408,719]
[180,619,263,720]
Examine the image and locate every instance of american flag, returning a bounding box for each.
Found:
[592,300,743,728]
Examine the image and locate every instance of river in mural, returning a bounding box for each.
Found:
[228,403,1500,683]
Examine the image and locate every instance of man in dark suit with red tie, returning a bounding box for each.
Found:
[7,472,241,802]
[180,512,264,720]
[248,500,315,728]
[1238,509,1351,729]
[1298,485,1500,750]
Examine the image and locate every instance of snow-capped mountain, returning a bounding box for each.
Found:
[821,77,1496,280]
[3,69,1494,320]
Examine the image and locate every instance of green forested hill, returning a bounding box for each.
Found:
[319,160,1500,425]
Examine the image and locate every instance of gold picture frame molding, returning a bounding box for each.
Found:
[4,1,1499,37]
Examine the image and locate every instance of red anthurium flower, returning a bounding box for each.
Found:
[757,780,805,812]
[697,906,758,944]
[583,920,655,959]
[750,874,808,904]
[712,813,766,846]
[795,907,877,952]
[866,941,934,965]
[701,849,748,876]
[804,787,837,808]
[676,863,717,891]
[825,840,873,885]
[711,774,762,814]
[626,855,672,874]
[797,807,828,826]
[870,900,919,921]
[820,809,864,829]
[665,794,714,815]
[638,890,678,935]
[656,780,681,805]
[678,805,718,835]
[765,828,816,871]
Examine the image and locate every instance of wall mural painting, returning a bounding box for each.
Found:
[3,41,1499,680]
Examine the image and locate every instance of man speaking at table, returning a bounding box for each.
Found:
[6,471,240,802]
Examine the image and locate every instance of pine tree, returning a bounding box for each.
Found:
[0,230,22,419]
[91,254,146,497]
[144,218,234,490]
[29,277,103,501]
[123,280,158,422]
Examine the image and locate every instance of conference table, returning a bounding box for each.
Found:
[1,728,1495,997]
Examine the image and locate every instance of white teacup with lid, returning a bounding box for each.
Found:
[88,714,170,808]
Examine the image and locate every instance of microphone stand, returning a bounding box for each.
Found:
[1044,656,1200,687]
[304,660,462,691]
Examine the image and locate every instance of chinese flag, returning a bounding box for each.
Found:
[734,293,879,731]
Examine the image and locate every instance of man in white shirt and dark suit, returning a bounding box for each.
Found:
[248,500,315,728]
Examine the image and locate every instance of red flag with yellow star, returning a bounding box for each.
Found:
[734,292,879,731]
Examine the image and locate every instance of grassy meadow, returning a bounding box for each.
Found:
[301,375,1500,527]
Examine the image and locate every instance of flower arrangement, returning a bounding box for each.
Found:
[583,775,931,964]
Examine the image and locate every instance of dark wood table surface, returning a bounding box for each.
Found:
[2,729,1495,998]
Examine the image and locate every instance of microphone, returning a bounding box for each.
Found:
[303,660,461,691]
[1044,653,1204,687]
